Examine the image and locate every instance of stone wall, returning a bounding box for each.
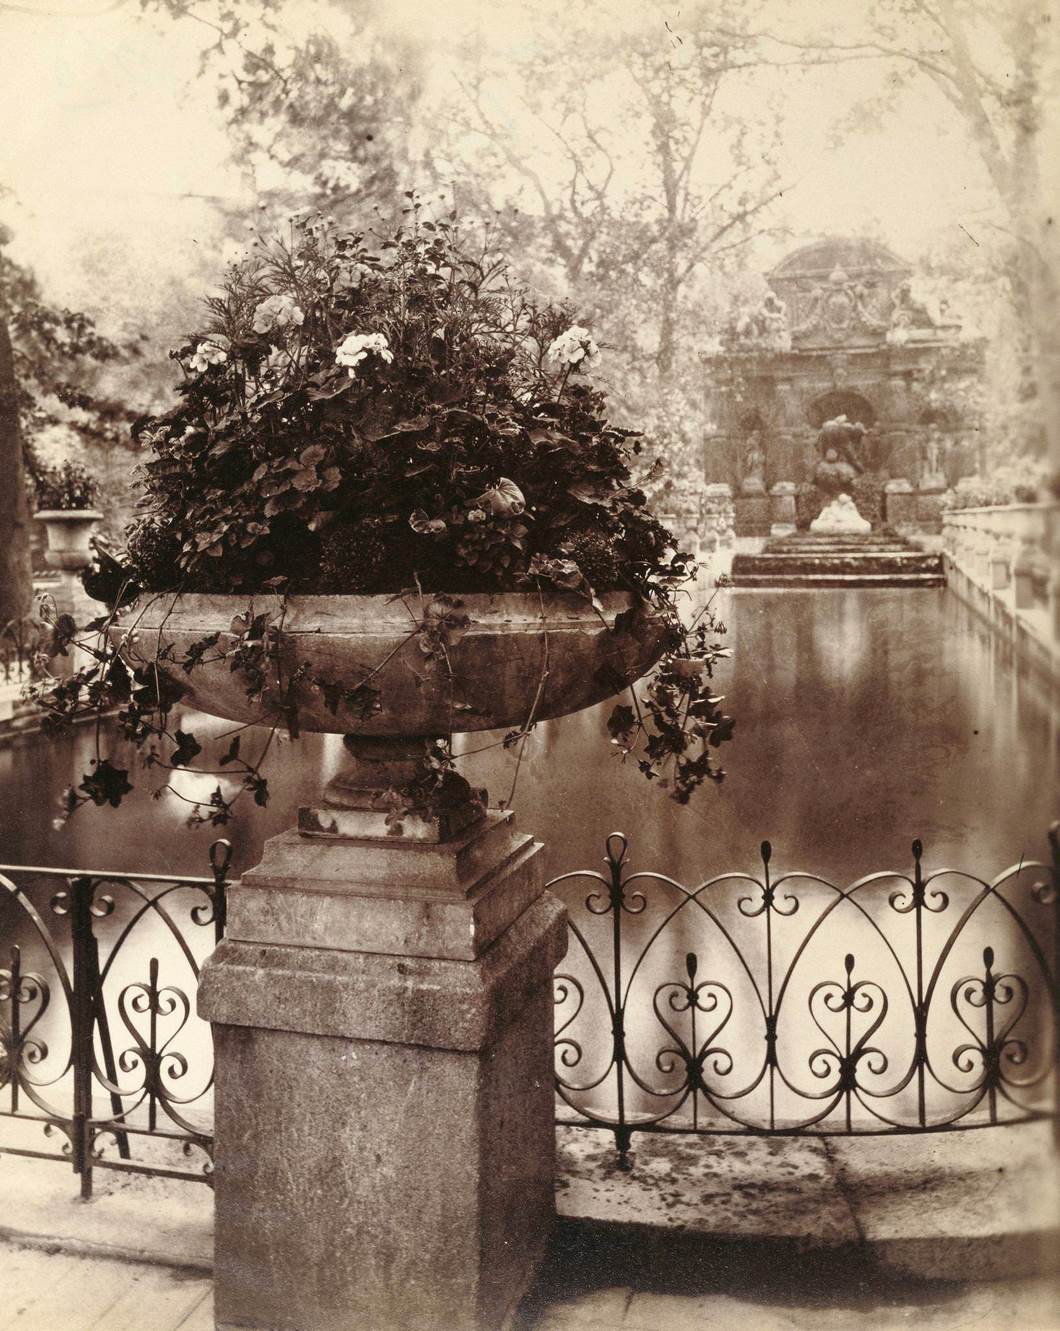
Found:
[942,502,1059,694]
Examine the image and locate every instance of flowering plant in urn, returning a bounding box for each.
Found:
[31,207,733,833]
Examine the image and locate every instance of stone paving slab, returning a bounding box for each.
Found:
[556,1124,1060,1279]
[3,1124,1058,1329]
[0,1154,213,1271]
[556,1128,859,1246]
[2,1235,1058,1331]
[519,1225,1060,1331]
[826,1122,1060,1279]
[0,1244,212,1331]
[522,1219,1060,1331]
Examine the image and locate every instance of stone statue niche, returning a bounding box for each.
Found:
[809,415,872,534]
[741,429,767,495]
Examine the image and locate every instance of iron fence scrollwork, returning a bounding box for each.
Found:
[4,824,1057,1189]
[0,839,231,1196]
[551,827,1060,1168]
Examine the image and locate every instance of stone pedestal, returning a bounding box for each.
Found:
[768,481,797,536]
[1014,553,1037,611]
[700,483,734,558]
[883,478,916,531]
[915,491,945,533]
[990,551,1011,591]
[734,494,771,538]
[200,809,566,1331]
[35,510,103,631]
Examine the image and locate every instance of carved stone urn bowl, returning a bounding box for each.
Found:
[35,509,104,571]
[121,591,670,837]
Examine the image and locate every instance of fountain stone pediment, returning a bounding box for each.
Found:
[768,237,915,351]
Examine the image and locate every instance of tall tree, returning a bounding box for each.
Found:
[442,1,787,384]
[145,0,425,229]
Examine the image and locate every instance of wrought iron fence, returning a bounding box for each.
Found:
[551,829,1059,1167]
[2,829,1057,1191]
[0,841,230,1196]
[0,619,33,691]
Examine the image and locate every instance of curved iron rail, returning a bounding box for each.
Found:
[0,841,230,1195]
[549,827,1060,1167]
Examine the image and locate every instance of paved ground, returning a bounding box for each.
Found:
[517,1224,1060,1330]
[2,1124,1057,1329]
[3,1247,212,1331]
[2,1236,1057,1331]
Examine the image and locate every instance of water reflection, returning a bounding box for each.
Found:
[2,586,1055,1142]
[2,588,1055,880]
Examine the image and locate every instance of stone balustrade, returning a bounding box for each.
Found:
[943,503,1055,602]
[942,501,1059,690]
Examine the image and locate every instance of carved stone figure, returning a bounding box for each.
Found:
[732,292,790,351]
[741,432,767,495]
[758,292,790,349]
[814,447,859,497]
[888,279,936,345]
[811,492,872,534]
[920,426,946,490]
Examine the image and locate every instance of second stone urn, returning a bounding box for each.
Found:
[35,508,103,571]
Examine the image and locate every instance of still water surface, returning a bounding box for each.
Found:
[3,587,1055,882]
[2,586,1055,1139]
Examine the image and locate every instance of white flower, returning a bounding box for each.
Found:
[253,293,306,335]
[333,264,365,294]
[188,338,229,373]
[547,325,599,368]
[335,331,393,377]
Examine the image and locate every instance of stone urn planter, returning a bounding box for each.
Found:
[121,589,670,837]
[35,509,104,570]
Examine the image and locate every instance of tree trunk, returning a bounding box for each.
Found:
[0,315,33,629]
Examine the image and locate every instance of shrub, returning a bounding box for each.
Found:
[122,210,683,602]
[34,460,99,511]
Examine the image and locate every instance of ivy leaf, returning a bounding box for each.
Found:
[606,703,636,742]
[171,729,203,768]
[78,759,133,808]
[289,467,319,492]
[181,632,221,673]
[106,655,131,701]
[218,736,241,766]
[409,509,447,536]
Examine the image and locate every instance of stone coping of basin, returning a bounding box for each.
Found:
[3,1123,1055,1283]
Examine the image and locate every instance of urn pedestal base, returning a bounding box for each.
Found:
[199,810,566,1331]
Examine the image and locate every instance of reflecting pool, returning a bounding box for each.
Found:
[1,587,1056,884]
[2,586,1055,1144]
